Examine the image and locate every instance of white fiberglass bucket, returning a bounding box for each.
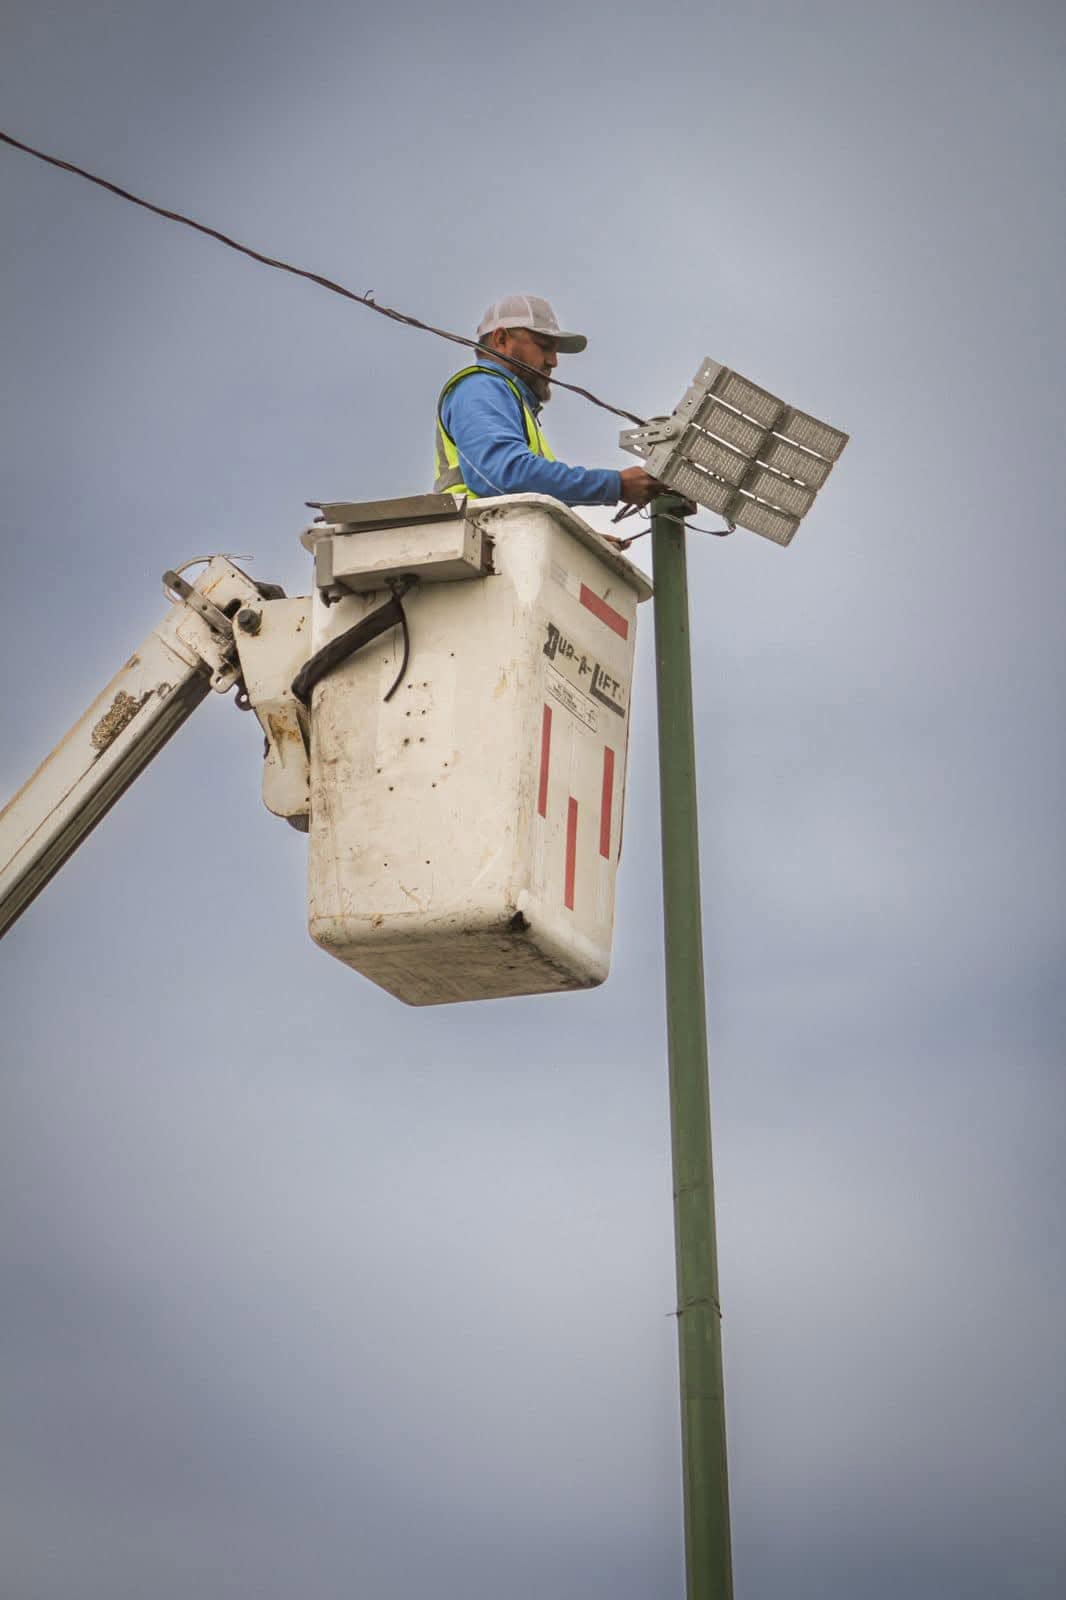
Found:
[306,495,652,1005]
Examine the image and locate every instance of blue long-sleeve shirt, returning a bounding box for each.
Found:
[440,361,622,506]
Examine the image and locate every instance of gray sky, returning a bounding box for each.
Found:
[2,2,1064,1596]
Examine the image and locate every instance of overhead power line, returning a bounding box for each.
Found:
[1,129,646,427]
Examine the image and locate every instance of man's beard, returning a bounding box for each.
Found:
[495,352,551,403]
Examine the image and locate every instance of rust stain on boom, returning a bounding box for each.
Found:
[90,690,150,753]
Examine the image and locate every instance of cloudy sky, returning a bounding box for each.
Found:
[2,2,1064,1596]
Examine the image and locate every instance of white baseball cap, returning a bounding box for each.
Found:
[477,293,588,354]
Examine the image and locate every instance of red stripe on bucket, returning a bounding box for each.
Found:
[564,797,578,910]
[579,584,629,640]
[599,746,615,859]
[537,704,552,817]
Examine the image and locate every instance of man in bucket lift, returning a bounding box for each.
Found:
[434,294,664,509]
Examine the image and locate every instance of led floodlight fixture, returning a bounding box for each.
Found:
[620,358,849,546]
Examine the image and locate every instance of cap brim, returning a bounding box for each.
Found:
[555,332,587,354]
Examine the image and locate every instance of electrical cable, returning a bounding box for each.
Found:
[677,519,734,537]
[1,128,646,427]
[612,508,734,551]
[2,130,746,542]
[290,576,417,708]
[172,553,253,576]
[383,584,412,703]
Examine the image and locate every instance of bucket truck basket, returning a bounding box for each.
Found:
[302,494,652,1006]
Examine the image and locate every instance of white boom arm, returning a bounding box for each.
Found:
[0,556,271,939]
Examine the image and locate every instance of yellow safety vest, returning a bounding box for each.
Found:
[434,364,555,498]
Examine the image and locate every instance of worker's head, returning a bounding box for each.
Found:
[477,294,586,403]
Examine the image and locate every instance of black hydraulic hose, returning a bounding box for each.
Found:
[291,579,416,708]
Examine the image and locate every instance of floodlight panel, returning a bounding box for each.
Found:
[621,356,849,548]
[743,466,815,518]
[758,436,832,489]
[731,497,799,546]
[681,427,751,486]
[692,399,767,458]
[664,460,737,517]
[709,369,785,429]
[777,408,849,461]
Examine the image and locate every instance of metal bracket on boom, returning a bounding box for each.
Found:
[162,568,244,693]
[163,566,313,828]
[230,598,312,829]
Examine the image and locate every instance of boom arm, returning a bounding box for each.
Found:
[0,557,268,939]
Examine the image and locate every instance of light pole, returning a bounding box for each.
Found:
[651,495,733,1600]
[638,364,846,1596]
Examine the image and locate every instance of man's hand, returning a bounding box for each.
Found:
[618,467,666,507]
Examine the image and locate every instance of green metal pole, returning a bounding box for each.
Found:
[651,495,734,1600]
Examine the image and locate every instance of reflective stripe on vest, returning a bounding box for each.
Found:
[434,364,555,498]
